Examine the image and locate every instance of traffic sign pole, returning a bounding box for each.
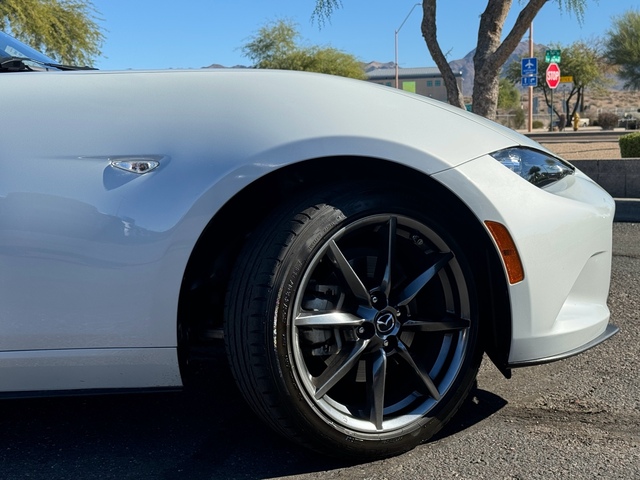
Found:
[549,84,556,131]
[546,63,561,131]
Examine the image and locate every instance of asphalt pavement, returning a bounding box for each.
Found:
[0,224,638,479]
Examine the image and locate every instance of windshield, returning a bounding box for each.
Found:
[0,31,57,64]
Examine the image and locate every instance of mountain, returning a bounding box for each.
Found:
[451,42,542,96]
[362,61,395,73]
[447,49,475,97]
[204,63,249,69]
[366,42,546,97]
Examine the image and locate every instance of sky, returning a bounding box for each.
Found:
[90,1,638,71]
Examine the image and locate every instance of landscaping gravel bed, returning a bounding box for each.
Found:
[541,142,621,160]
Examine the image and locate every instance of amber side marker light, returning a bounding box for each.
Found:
[485,221,525,284]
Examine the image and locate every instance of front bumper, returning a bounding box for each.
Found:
[433,152,616,365]
[507,323,619,367]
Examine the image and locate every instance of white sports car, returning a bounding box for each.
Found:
[1,32,617,459]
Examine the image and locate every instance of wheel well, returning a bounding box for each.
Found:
[177,156,511,377]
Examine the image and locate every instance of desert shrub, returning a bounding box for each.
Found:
[532,120,544,129]
[597,112,619,130]
[512,109,525,129]
[619,132,640,158]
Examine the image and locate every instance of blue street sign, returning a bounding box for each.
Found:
[521,76,538,87]
[521,57,537,76]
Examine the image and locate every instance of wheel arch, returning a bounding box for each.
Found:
[176,155,512,380]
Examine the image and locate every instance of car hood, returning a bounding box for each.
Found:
[4,69,542,175]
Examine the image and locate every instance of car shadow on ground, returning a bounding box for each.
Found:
[0,358,507,480]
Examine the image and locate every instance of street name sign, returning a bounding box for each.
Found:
[545,49,561,63]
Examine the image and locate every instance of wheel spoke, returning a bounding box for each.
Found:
[368,348,387,430]
[379,216,397,298]
[326,240,371,305]
[295,311,364,328]
[396,340,441,400]
[313,338,370,399]
[395,252,454,307]
[402,314,470,332]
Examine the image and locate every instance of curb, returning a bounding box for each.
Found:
[614,198,640,223]
[571,159,640,199]
[568,161,640,221]
[525,129,624,140]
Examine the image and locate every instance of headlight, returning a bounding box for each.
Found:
[490,147,575,189]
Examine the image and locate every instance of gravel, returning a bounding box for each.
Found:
[541,142,621,160]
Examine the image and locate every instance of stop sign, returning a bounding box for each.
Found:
[546,62,561,89]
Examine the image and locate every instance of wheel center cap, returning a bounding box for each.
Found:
[375,311,397,335]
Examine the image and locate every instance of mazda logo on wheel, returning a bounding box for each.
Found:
[376,312,396,334]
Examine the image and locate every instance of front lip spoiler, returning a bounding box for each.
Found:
[506,324,619,368]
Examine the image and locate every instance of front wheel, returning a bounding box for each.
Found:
[224,183,482,459]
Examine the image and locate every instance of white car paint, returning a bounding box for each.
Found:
[0,68,615,392]
[434,156,614,363]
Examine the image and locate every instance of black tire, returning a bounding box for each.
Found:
[224,182,482,459]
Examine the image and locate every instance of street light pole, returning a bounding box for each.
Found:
[528,22,533,132]
[395,3,421,89]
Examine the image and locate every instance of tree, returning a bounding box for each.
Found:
[0,0,103,66]
[605,9,640,90]
[498,77,520,110]
[241,18,298,69]
[242,19,366,80]
[496,78,523,129]
[505,41,609,126]
[314,0,589,120]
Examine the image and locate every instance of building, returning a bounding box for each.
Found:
[366,67,463,103]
